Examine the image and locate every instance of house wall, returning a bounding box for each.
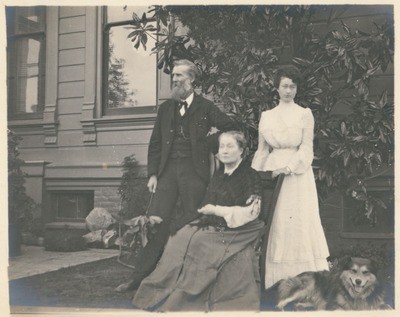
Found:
[310,6,394,248]
[8,6,394,248]
[9,7,161,223]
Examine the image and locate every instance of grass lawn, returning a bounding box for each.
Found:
[9,255,394,311]
[9,257,135,309]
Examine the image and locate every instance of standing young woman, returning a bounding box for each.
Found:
[251,66,330,289]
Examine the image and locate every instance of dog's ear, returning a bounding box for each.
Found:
[337,255,352,270]
[368,259,379,275]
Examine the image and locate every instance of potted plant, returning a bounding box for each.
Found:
[8,129,36,257]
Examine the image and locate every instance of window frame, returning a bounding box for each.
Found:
[101,6,158,116]
[340,187,394,239]
[50,190,94,222]
[6,6,46,120]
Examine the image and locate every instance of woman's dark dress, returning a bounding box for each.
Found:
[132,161,265,311]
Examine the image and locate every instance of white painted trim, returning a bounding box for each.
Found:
[81,6,98,145]
[43,6,59,146]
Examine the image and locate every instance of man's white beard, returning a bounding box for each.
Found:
[171,82,192,101]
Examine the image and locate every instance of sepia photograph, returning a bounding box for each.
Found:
[3,1,397,315]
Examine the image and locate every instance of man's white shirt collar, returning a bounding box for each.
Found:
[182,93,194,108]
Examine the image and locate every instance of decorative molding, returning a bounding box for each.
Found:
[22,161,51,177]
[43,7,59,147]
[95,6,104,119]
[82,101,97,145]
[81,7,98,145]
[43,103,58,146]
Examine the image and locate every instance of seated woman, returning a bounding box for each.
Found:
[132,131,265,311]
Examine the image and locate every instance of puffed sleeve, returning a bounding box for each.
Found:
[251,112,271,171]
[287,108,314,174]
[214,200,261,228]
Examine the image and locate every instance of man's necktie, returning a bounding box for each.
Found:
[179,101,188,116]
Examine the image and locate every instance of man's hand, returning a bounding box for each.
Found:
[147,175,158,193]
[148,215,163,225]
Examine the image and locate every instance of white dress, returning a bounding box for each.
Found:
[251,102,330,289]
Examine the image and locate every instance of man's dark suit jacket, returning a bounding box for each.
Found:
[147,94,237,183]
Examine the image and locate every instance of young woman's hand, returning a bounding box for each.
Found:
[272,167,292,178]
[198,204,217,215]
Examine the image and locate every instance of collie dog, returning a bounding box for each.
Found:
[265,256,391,311]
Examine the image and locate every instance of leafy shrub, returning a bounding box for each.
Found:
[44,229,87,252]
[125,5,394,225]
[329,241,394,270]
[118,155,151,220]
[8,129,38,231]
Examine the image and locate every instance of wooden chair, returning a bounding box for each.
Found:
[257,172,285,290]
[209,153,285,292]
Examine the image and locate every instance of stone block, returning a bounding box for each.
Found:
[85,207,117,232]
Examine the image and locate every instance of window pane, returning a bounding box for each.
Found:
[6,7,16,36]
[53,192,94,220]
[7,6,45,117]
[15,6,45,35]
[107,5,151,23]
[9,36,44,113]
[77,195,93,219]
[106,6,157,109]
[343,191,394,234]
[57,194,79,219]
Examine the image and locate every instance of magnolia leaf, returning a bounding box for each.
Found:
[140,225,148,247]
[124,226,140,234]
[141,33,148,50]
[343,151,350,166]
[132,12,140,23]
[379,90,388,108]
[364,202,374,219]
[356,192,367,201]
[341,20,351,34]
[341,122,346,135]
[141,12,147,25]
[127,30,139,39]
[129,233,138,248]
[352,136,365,142]
[123,215,144,227]
[134,37,141,49]
[376,199,387,209]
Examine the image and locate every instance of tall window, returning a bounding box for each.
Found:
[103,6,157,115]
[6,7,46,118]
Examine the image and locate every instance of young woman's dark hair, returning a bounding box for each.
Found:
[273,66,301,89]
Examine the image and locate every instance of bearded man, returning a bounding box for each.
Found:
[115,59,237,292]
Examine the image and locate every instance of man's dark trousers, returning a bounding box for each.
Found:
[128,156,207,284]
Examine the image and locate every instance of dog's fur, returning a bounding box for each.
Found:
[264,256,391,311]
